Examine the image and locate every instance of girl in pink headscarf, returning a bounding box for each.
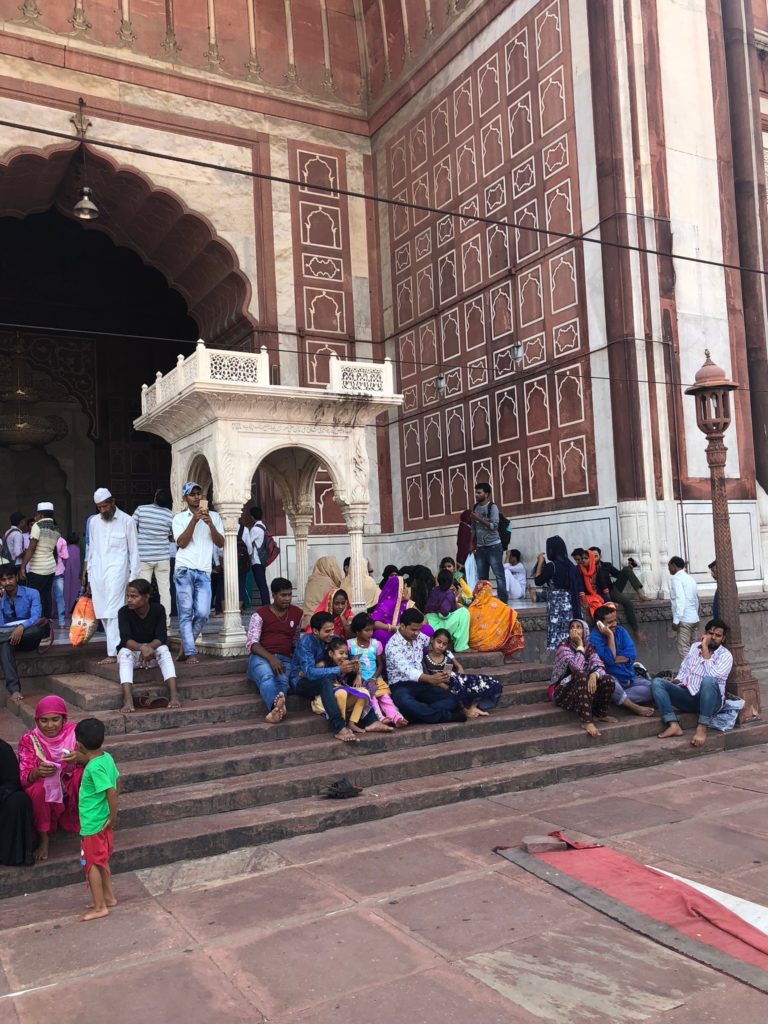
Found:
[18,696,83,862]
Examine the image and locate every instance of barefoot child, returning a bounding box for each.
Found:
[67,718,119,921]
[312,637,393,733]
[423,629,503,719]
[348,613,408,727]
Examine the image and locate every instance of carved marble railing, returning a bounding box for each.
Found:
[140,340,396,414]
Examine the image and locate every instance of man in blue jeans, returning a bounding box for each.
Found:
[385,608,459,723]
[246,577,303,723]
[171,482,224,664]
[469,482,508,603]
[652,618,732,749]
[291,611,361,743]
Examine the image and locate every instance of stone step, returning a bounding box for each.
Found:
[113,708,669,827]
[4,719,766,898]
[86,655,250,683]
[114,700,566,795]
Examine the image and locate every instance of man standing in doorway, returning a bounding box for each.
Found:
[668,556,699,660]
[468,483,508,604]
[20,502,61,620]
[85,488,140,665]
[3,513,25,567]
[248,506,270,607]
[133,489,174,620]
[172,482,224,664]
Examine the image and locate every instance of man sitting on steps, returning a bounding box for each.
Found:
[290,611,362,743]
[246,577,303,724]
[651,618,732,749]
[0,562,50,705]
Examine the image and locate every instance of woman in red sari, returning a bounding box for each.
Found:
[305,588,353,638]
[18,695,83,861]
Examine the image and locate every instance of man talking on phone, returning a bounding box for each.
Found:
[651,618,732,748]
[172,482,224,664]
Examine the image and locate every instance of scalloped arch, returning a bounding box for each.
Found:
[0,143,256,344]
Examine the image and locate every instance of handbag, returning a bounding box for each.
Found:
[69,595,97,647]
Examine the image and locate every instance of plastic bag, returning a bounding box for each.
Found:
[69,595,97,647]
[710,697,745,733]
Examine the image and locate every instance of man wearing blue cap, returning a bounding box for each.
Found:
[172,483,224,663]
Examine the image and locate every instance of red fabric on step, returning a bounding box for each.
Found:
[536,846,768,971]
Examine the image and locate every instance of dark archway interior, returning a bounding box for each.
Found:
[0,208,198,522]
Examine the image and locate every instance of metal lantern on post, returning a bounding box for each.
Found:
[684,350,761,721]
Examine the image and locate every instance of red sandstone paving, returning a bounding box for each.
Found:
[10,953,261,1024]
[303,835,479,899]
[487,766,685,811]
[278,965,540,1024]
[207,908,441,1018]
[640,978,768,1023]
[703,764,768,794]
[604,819,768,872]
[527,794,690,838]
[377,873,583,959]
[0,901,193,989]
[433,815,564,866]
[463,918,716,1024]
[157,865,353,941]
[0,872,152,931]
[630,778,768,813]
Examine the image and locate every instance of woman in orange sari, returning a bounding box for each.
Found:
[468,581,525,656]
[305,588,353,638]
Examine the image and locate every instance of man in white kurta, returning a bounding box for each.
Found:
[86,487,140,664]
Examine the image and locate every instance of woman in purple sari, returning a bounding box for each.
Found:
[371,575,434,648]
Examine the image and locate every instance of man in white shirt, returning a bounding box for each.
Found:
[668,557,700,659]
[85,488,140,664]
[385,608,459,723]
[172,482,224,664]
[133,489,174,620]
[248,505,270,607]
[504,549,527,601]
[651,618,732,748]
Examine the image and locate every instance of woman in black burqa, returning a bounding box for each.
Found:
[0,738,34,866]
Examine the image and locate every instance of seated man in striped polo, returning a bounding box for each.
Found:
[651,618,732,749]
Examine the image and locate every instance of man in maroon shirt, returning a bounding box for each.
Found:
[246,577,303,723]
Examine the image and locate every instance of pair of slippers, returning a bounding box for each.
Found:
[133,692,169,710]
[320,777,363,799]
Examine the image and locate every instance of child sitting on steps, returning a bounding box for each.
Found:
[348,613,408,728]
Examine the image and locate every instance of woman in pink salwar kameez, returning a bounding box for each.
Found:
[18,695,83,861]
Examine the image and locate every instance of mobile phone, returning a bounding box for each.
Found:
[199,498,209,513]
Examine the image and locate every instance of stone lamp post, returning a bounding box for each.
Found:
[685,351,761,720]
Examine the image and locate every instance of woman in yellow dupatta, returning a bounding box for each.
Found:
[468,580,525,655]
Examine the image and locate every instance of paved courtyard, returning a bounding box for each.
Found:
[2,744,767,1024]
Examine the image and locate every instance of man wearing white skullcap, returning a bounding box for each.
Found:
[19,501,61,618]
[84,489,140,664]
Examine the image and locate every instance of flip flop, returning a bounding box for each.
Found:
[134,693,170,710]
[320,777,363,799]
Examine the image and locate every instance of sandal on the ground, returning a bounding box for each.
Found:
[320,777,363,799]
[134,692,170,710]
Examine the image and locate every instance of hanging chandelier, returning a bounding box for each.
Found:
[0,342,68,449]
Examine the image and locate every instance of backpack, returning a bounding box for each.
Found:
[256,528,280,568]
[236,528,251,575]
[1,527,20,563]
[493,505,512,551]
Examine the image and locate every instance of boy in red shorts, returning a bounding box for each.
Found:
[70,717,120,921]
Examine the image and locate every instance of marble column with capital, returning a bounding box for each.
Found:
[216,504,247,651]
[286,507,314,605]
[342,504,368,612]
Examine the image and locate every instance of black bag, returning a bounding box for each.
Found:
[493,506,512,551]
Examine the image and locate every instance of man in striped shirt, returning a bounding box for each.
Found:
[133,490,174,620]
[651,618,732,748]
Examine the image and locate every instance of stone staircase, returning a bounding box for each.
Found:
[2,650,767,899]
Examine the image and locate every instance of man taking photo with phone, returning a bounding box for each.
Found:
[172,482,224,665]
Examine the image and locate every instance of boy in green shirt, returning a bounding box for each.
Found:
[69,718,120,921]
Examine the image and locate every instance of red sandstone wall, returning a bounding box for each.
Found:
[380,0,597,529]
